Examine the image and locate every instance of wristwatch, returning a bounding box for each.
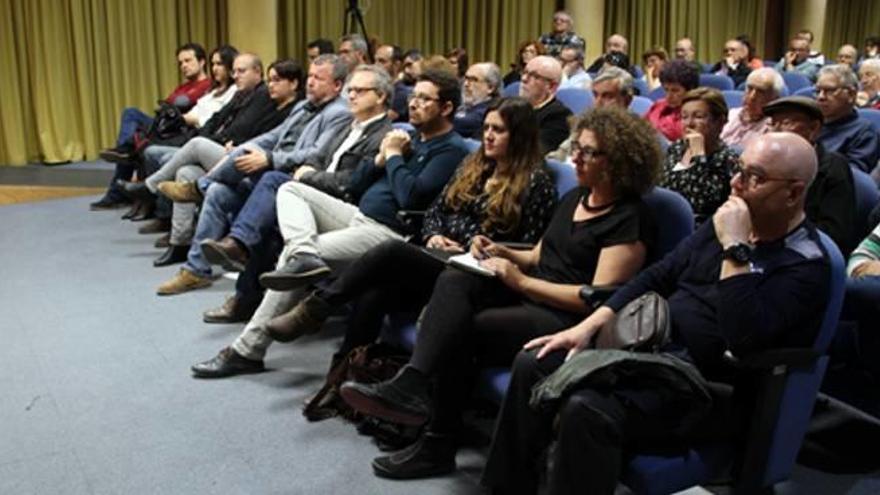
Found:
[721,242,752,263]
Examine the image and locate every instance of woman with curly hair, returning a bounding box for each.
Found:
[645,59,702,141]
[504,40,546,86]
[660,87,739,224]
[338,105,662,480]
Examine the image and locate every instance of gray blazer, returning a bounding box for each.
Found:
[299,114,393,199]
[244,95,352,172]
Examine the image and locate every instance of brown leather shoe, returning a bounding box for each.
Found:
[156,268,212,295]
[200,237,249,272]
[203,295,259,323]
[191,347,264,378]
[139,217,171,234]
[157,181,202,203]
[265,293,333,343]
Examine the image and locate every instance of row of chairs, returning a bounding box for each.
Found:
[378,157,846,493]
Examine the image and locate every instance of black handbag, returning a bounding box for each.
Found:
[595,291,670,352]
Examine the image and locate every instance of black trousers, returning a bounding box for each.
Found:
[482,349,698,495]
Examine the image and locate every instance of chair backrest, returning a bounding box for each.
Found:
[545,159,579,198]
[630,96,653,117]
[781,72,812,93]
[793,86,816,98]
[555,88,594,114]
[392,122,415,133]
[721,90,744,108]
[701,62,714,74]
[632,78,650,97]
[462,138,481,153]
[641,187,695,261]
[699,73,734,91]
[647,86,666,101]
[856,108,880,133]
[632,65,645,79]
[851,168,880,243]
[502,81,521,97]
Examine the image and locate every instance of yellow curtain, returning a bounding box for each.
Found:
[0,0,226,166]
[278,0,556,76]
[604,0,767,65]
[821,0,878,57]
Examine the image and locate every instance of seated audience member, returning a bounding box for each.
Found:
[504,40,545,86]
[775,36,821,83]
[338,34,369,71]
[763,96,856,254]
[737,34,764,70]
[674,37,697,62]
[641,46,668,92]
[837,44,859,69]
[519,55,572,152]
[816,64,880,173]
[454,62,501,139]
[195,64,395,322]
[338,106,662,479]
[599,51,633,77]
[306,38,335,65]
[482,132,830,495]
[445,48,468,79]
[374,44,402,82]
[126,56,302,267]
[862,36,880,62]
[856,59,880,109]
[645,59,701,141]
[154,55,352,294]
[190,69,470,375]
[797,29,826,65]
[720,67,783,147]
[539,10,585,58]
[711,38,751,88]
[660,87,739,224]
[262,97,558,359]
[558,46,592,91]
[413,55,457,79]
[390,49,422,122]
[180,45,239,129]
[90,43,212,210]
[586,34,629,73]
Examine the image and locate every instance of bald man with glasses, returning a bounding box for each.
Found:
[520,55,573,152]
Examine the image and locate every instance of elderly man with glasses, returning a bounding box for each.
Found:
[815,64,880,173]
[539,10,585,58]
[453,62,501,139]
[520,55,573,152]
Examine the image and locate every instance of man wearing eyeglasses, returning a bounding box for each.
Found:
[194,64,395,324]
[190,68,470,378]
[538,10,585,58]
[454,62,501,139]
[763,96,856,255]
[710,39,751,89]
[815,64,880,174]
[520,55,572,152]
[483,132,832,494]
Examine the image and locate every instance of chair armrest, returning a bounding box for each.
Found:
[723,348,820,371]
[396,210,426,239]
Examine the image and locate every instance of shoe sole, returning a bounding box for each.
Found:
[265,319,321,343]
[156,279,212,296]
[190,365,265,379]
[339,385,428,427]
[371,458,455,480]
[201,242,247,272]
[203,314,248,324]
[259,267,330,291]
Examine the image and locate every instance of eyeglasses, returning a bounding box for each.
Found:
[571,144,607,162]
[733,162,800,189]
[522,70,555,84]
[408,93,440,105]
[815,86,846,97]
[348,86,377,96]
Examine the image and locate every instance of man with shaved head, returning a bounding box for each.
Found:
[721,68,784,147]
[519,55,572,151]
[586,33,630,73]
[483,132,834,494]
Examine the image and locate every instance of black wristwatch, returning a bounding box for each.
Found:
[721,242,752,263]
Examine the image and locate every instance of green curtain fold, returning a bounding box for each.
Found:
[604,0,767,67]
[821,0,878,58]
[0,0,226,166]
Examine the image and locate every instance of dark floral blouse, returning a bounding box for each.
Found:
[421,165,557,246]
[659,139,740,224]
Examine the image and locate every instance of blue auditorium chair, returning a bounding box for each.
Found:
[781,72,813,93]
[462,138,481,153]
[699,74,735,91]
[555,88,594,114]
[632,78,650,97]
[392,122,415,133]
[648,86,665,101]
[857,108,880,134]
[622,230,845,495]
[721,90,744,108]
[793,86,816,98]
[851,169,880,248]
[629,96,653,117]
[503,82,521,97]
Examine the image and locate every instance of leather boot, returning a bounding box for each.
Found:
[153,244,190,267]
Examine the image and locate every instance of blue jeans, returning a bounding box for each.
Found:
[116,107,153,148]
[143,145,180,220]
[229,171,291,249]
[182,181,252,277]
[197,146,267,194]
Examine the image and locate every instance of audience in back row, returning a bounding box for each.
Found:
[720,68,783,148]
[538,10,585,58]
[518,56,573,152]
[815,64,880,173]
[645,59,701,141]
[504,40,544,86]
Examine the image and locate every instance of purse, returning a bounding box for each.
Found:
[595,291,670,352]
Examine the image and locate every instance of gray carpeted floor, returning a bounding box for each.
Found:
[1,163,879,494]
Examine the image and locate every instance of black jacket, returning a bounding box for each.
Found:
[200,82,295,146]
[806,144,856,255]
[535,97,573,153]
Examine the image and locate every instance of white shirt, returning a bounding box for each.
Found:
[186,85,238,127]
[326,112,386,173]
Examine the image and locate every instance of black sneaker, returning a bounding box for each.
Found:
[259,253,331,291]
[372,432,456,479]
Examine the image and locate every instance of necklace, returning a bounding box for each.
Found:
[581,194,617,212]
